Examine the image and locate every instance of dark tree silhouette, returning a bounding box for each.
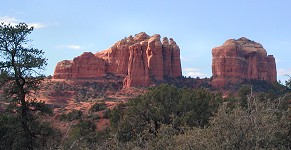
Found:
[0,22,53,149]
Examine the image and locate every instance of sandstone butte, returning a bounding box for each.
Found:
[211,37,277,88]
[53,32,182,88]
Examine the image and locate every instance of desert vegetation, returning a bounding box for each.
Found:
[1,22,291,149]
[2,79,291,149]
[43,81,123,102]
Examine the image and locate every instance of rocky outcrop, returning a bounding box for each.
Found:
[95,35,135,77]
[53,60,74,79]
[53,32,182,87]
[211,37,277,88]
[122,33,183,87]
[53,52,106,79]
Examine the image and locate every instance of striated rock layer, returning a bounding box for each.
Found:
[53,32,182,87]
[211,37,277,88]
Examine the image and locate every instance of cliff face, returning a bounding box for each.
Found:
[211,37,277,88]
[123,43,150,87]
[53,32,182,87]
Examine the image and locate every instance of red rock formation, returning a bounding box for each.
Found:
[147,34,164,80]
[53,52,106,79]
[169,38,182,78]
[162,37,182,78]
[267,55,277,82]
[123,43,150,87]
[53,60,74,79]
[211,37,277,88]
[53,32,182,87]
[122,34,182,87]
[162,37,171,76]
[95,36,134,77]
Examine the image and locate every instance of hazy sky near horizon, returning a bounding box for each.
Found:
[1,0,290,82]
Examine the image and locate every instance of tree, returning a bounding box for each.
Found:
[238,85,252,108]
[285,74,291,90]
[0,23,53,149]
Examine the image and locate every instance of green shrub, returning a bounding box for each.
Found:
[63,120,96,149]
[102,109,110,119]
[59,110,82,121]
[87,114,101,120]
[89,102,107,112]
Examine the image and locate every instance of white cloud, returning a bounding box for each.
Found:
[27,23,46,29]
[186,72,205,77]
[0,16,46,29]
[180,56,193,61]
[56,44,82,50]
[277,68,291,76]
[280,41,289,45]
[277,68,291,83]
[183,68,206,78]
[0,16,20,25]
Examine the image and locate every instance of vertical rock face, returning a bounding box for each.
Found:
[162,37,171,76]
[147,34,164,80]
[95,39,131,77]
[162,37,182,78]
[211,37,277,88]
[123,43,150,87]
[169,38,182,78]
[53,32,182,87]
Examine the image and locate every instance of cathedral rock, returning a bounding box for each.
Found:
[53,32,182,88]
[211,37,277,88]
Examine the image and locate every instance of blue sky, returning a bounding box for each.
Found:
[1,0,290,82]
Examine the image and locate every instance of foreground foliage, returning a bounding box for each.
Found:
[112,84,223,142]
[172,96,291,149]
[53,84,291,149]
[0,23,59,149]
[102,92,291,150]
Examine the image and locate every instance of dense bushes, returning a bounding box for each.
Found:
[165,96,291,149]
[112,84,223,142]
[89,102,107,112]
[60,110,83,121]
[95,84,291,150]
[63,120,97,149]
[6,82,289,149]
